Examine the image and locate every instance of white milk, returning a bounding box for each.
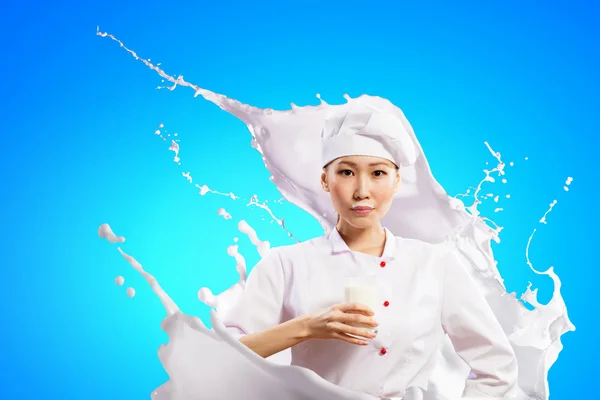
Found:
[97,28,576,400]
[344,285,378,312]
[344,276,379,331]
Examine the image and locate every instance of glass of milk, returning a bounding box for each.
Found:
[343,274,379,332]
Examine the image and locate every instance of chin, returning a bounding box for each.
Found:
[344,215,380,229]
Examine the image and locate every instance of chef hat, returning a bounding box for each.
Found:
[321,103,417,168]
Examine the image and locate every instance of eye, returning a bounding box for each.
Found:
[373,170,387,177]
[338,169,354,176]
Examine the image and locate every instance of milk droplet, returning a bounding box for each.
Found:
[564,177,574,191]
[502,179,507,184]
[169,140,180,163]
[98,223,126,243]
[126,287,136,298]
[217,208,232,220]
[199,184,210,195]
[115,276,125,286]
[509,162,514,166]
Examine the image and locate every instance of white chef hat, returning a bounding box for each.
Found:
[321,103,417,168]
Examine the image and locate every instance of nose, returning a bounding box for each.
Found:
[354,175,371,199]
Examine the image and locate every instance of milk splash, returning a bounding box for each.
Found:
[98,28,575,400]
[154,121,298,238]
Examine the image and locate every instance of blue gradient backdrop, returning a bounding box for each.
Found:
[1,1,598,399]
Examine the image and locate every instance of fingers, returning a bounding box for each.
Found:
[329,305,378,328]
[334,302,375,316]
[338,312,379,328]
[326,321,377,339]
[331,331,370,346]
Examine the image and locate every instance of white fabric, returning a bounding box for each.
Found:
[321,103,417,168]
[221,228,518,400]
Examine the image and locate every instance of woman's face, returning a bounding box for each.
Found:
[321,155,400,229]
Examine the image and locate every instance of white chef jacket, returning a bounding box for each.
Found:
[221,227,518,399]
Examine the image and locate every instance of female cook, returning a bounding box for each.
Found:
[221,103,518,400]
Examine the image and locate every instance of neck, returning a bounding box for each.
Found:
[336,221,386,256]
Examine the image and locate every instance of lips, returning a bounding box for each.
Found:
[352,205,374,210]
[351,205,375,215]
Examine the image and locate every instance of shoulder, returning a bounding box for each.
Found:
[252,235,329,274]
[267,234,330,260]
[393,235,446,257]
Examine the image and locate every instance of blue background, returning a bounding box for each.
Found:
[1,1,597,399]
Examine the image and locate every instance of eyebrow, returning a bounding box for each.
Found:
[337,161,393,168]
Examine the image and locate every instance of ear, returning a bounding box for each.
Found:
[321,171,329,192]
[394,171,401,192]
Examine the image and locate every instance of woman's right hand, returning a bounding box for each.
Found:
[303,303,379,345]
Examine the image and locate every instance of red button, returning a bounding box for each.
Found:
[380,348,387,355]
[380,261,386,267]
[383,301,390,307]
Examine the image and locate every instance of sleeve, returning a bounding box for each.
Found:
[220,250,286,339]
[440,247,518,399]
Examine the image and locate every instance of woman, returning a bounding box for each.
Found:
[221,103,518,400]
